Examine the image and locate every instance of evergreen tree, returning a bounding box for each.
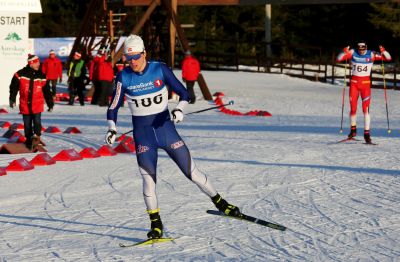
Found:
[30,0,89,37]
[370,3,400,38]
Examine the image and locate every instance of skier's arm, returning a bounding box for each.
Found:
[161,63,190,102]
[106,72,125,130]
[336,46,353,62]
[161,63,189,123]
[373,45,392,62]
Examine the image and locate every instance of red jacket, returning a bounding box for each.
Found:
[9,65,54,114]
[182,55,200,81]
[97,58,115,82]
[42,57,63,80]
[89,55,104,81]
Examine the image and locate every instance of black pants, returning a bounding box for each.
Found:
[69,78,85,105]
[49,79,57,96]
[98,80,113,106]
[91,80,101,105]
[186,81,196,104]
[23,113,42,147]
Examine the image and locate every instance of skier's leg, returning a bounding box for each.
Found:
[161,122,240,216]
[361,83,372,143]
[348,81,359,138]
[134,126,163,238]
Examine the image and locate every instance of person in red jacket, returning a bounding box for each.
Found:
[181,50,200,104]
[9,54,54,150]
[89,50,104,105]
[97,55,115,106]
[41,49,63,100]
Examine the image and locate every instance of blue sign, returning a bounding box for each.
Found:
[33,37,126,63]
[34,37,75,62]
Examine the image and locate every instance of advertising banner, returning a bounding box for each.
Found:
[0,11,29,106]
[0,0,41,106]
[34,37,75,62]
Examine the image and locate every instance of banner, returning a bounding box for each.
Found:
[33,37,126,62]
[34,37,75,62]
[0,0,41,106]
[0,0,41,12]
[0,12,29,106]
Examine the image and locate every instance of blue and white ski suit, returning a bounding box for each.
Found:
[107,61,216,211]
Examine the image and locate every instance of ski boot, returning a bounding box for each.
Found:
[364,130,372,144]
[147,209,163,239]
[211,194,241,217]
[348,125,357,139]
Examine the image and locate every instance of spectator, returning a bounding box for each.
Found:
[181,50,200,104]
[114,57,127,74]
[9,54,54,150]
[68,51,87,106]
[41,49,63,100]
[89,50,104,105]
[97,56,115,106]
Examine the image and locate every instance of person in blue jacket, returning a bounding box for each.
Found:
[105,35,240,239]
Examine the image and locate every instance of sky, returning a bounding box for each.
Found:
[0,70,399,261]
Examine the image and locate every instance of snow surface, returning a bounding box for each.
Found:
[0,70,399,262]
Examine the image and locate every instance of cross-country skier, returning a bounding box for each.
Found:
[105,34,240,239]
[336,41,391,144]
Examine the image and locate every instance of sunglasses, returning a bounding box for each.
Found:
[125,52,144,61]
[358,45,366,49]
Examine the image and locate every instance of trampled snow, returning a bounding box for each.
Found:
[0,70,399,261]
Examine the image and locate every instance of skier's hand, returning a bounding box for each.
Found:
[9,100,15,109]
[379,45,386,53]
[171,108,184,123]
[48,107,53,112]
[105,129,117,145]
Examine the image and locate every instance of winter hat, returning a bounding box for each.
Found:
[124,35,145,54]
[27,54,40,65]
[49,49,55,55]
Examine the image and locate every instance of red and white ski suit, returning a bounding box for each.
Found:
[336,47,391,130]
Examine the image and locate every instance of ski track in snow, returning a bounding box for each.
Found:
[0,71,399,261]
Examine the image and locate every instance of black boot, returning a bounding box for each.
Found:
[24,140,32,151]
[211,194,241,217]
[147,210,163,239]
[364,130,372,144]
[348,125,357,138]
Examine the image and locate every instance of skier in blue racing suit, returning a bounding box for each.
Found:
[106,35,240,239]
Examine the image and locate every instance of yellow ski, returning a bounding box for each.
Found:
[119,237,175,248]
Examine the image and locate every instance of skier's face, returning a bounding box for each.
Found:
[126,51,146,72]
[357,44,367,55]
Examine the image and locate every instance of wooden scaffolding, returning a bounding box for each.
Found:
[69,0,213,100]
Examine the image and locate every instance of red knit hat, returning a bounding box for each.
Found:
[27,54,40,65]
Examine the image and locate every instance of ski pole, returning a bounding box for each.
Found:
[185,100,234,115]
[381,59,391,133]
[339,60,347,133]
[121,101,235,135]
